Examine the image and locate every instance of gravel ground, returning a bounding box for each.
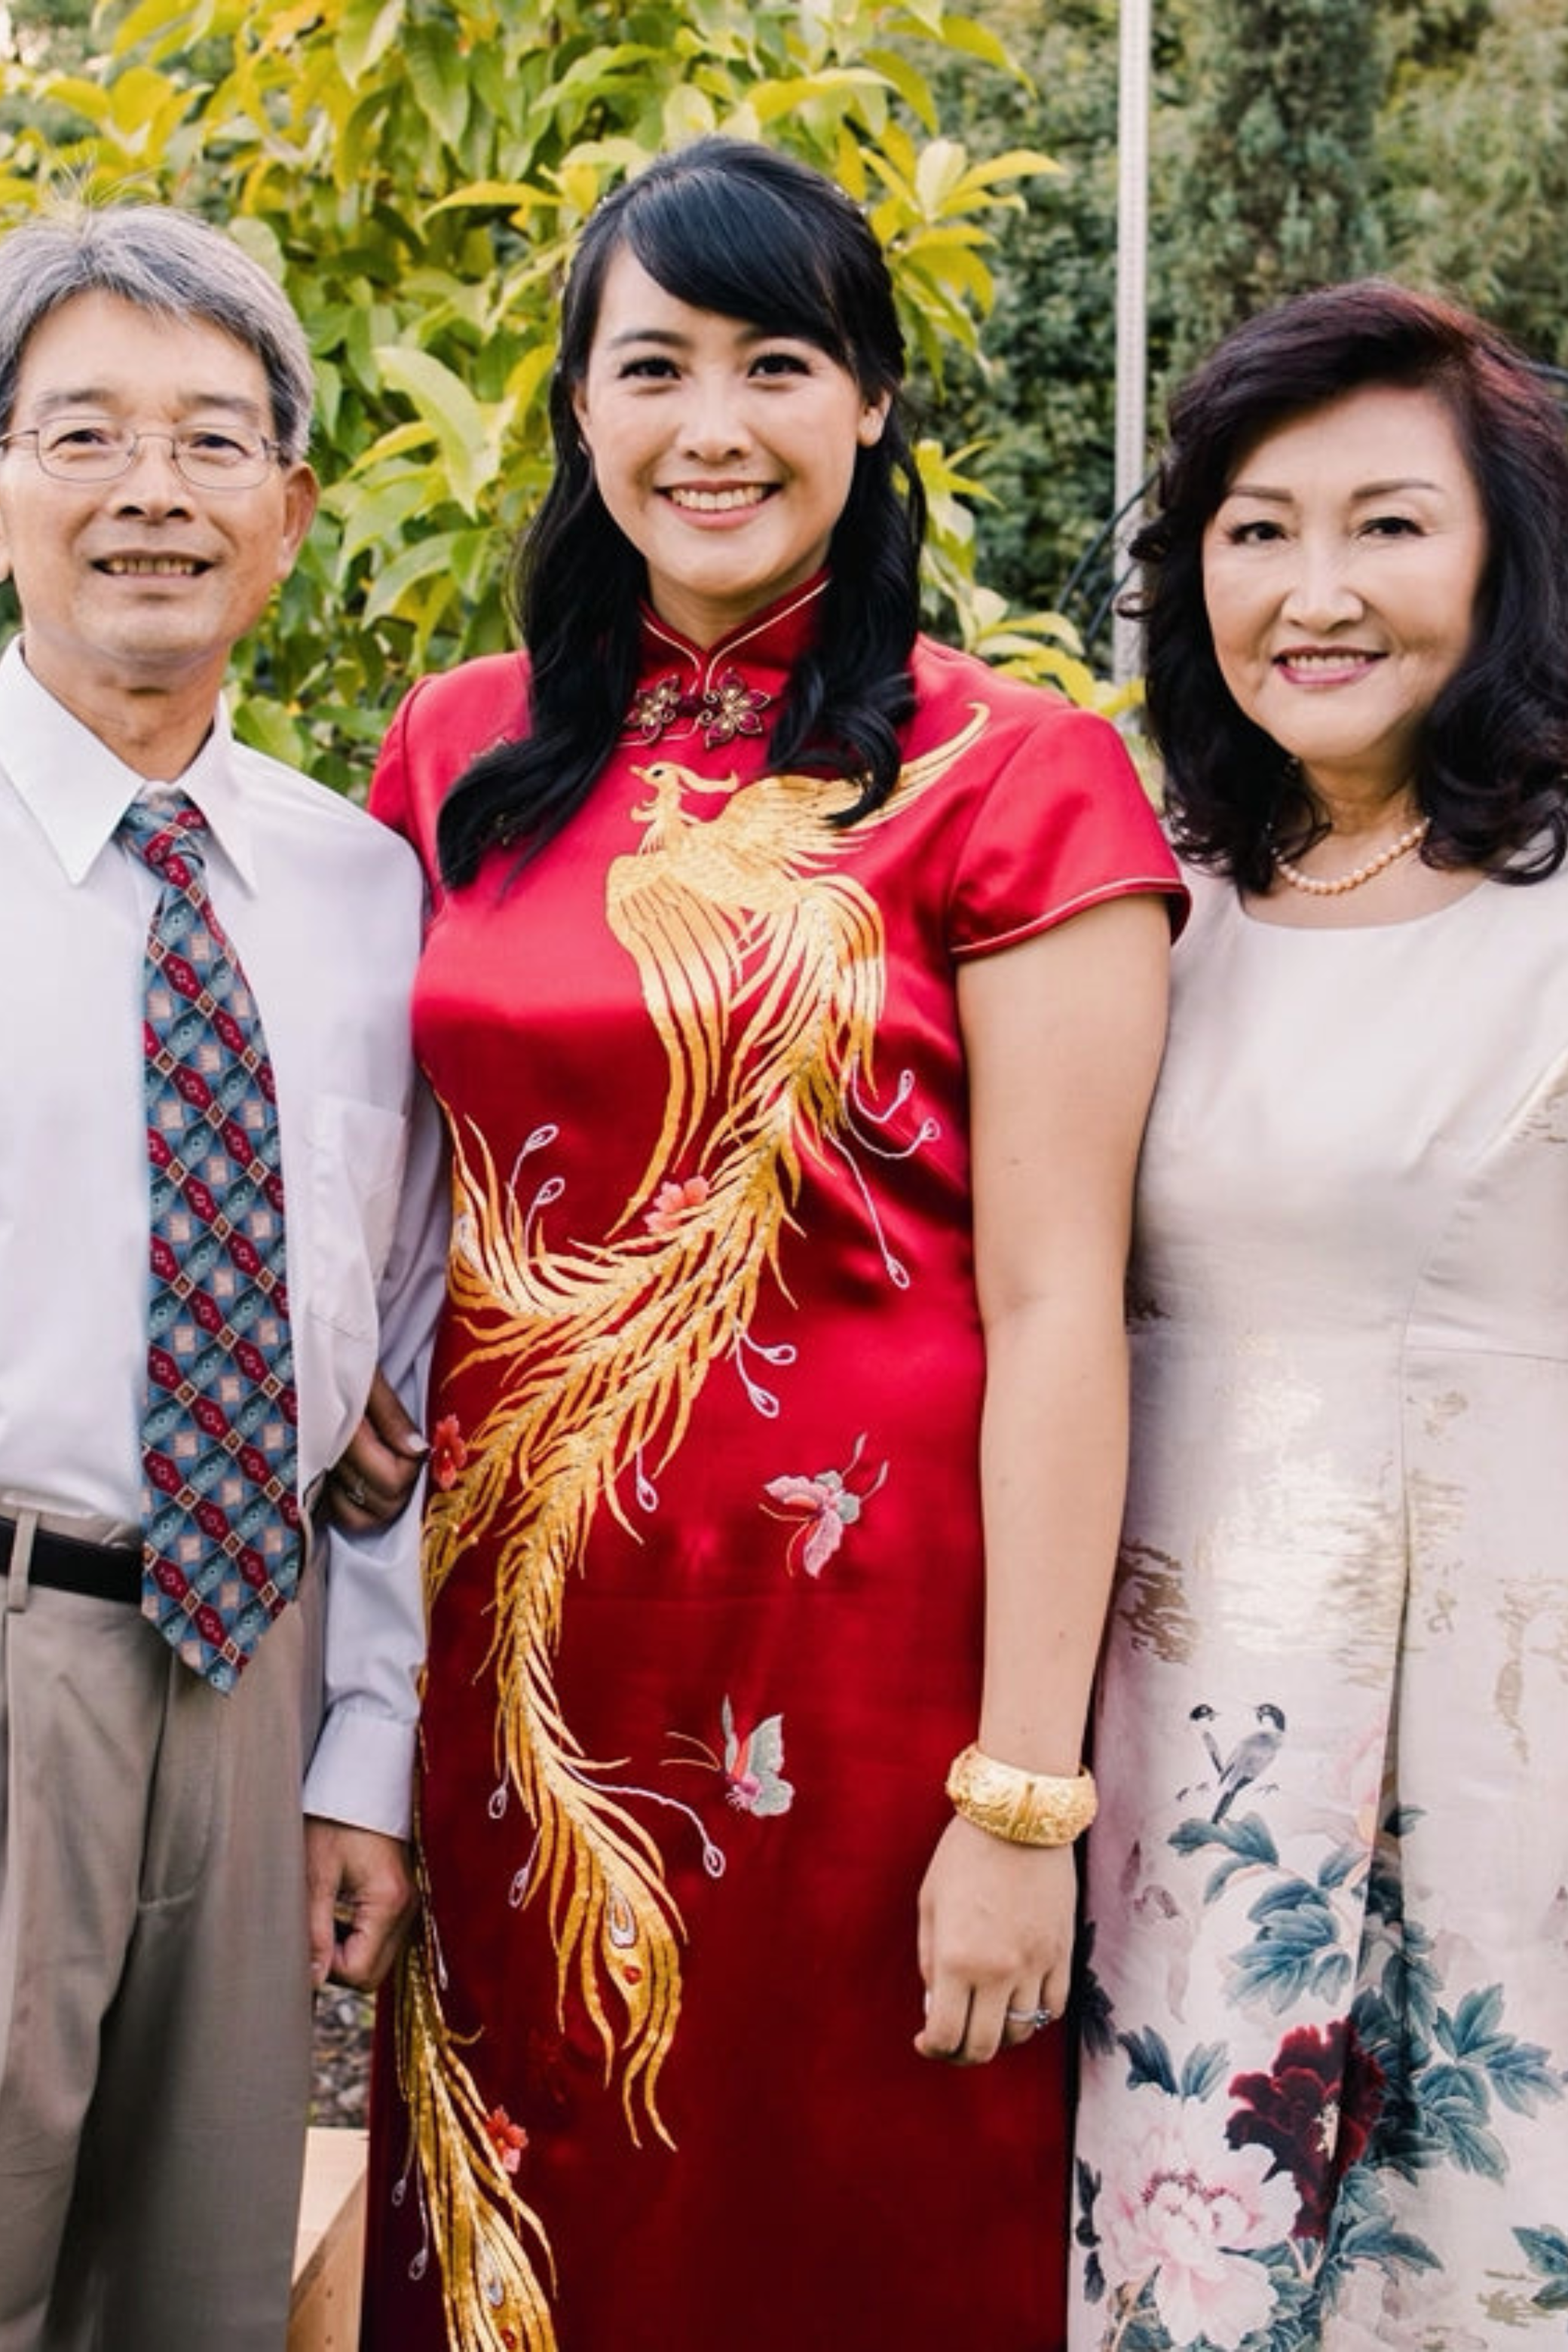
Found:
[311,1987,375,2128]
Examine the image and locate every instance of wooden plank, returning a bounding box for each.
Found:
[289,2127,368,2352]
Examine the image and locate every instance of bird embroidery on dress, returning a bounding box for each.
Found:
[1189,1701,1288,1822]
[395,706,988,2352]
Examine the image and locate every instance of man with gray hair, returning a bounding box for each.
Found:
[0,202,440,2348]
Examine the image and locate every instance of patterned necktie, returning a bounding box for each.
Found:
[118,794,302,1691]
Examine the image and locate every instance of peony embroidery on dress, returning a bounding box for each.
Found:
[483,2108,528,2177]
[644,1174,710,1234]
[1083,2087,1299,2351]
[763,1432,889,1576]
[1074,1788,1566,2347]
[1226,2020,1383,2239]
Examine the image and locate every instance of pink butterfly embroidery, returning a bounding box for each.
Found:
[666,1695,794,1818]
[764,1432,889,1576]
[721,1696,793,1815]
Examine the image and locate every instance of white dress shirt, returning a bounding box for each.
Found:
[0,639,446,1835]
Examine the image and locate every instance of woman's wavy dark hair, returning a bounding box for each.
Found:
[1126,278,1568,890]
[439,136,926,887]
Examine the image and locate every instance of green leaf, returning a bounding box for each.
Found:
[662,81,718,144]
[504,340,557,419]
[326,473,442,568]
[404,22,470,149]
[106,65,201,148]
[428,179,550,218]
[335,0,405,85]
[914,135,966,212]
[861,47,936,134]
[108,0,233,65]
[749,67,891,124]
[231,691,307,769]
[36,72,116,128]
[361,528,468,626]
[954,146,1061,190]
[1116,2026,1179,2094]
[1178,2041,1230,2101]
[224,212,286,283]
[927,12,1018,76]
[0,0,1128,790]
[1516,2225,1568,2282]
[372,345,504,510]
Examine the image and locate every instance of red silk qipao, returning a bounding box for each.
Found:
[362,579,1182,2352]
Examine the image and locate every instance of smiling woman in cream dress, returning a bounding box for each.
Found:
[1070,283,1568,2352]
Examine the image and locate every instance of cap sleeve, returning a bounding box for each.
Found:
[369,653,531,899]
[946,697,1186,957]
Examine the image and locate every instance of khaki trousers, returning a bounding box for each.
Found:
[0,1545,320,2352]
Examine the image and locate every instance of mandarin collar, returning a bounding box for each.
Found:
[0,637,259,889]
[635,572,828,678]
[626,575,828,752]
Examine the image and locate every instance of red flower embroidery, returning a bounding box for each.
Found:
[430,1413,469,1492]
[644,1175,710,1236]
[482,2105,528,2175]
[1226,2019,1384,2237]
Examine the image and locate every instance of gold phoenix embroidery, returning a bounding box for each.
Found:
[401,709,988,2350]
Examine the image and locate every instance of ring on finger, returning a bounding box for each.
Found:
[340,1470,370,1508]
[1005,2005,1053,2032]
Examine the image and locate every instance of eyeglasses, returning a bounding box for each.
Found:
[0,418,285,492]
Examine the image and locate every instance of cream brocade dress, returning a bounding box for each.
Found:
[1072,865,1568,2352]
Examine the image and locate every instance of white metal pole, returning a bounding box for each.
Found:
[1113,0,1151,686]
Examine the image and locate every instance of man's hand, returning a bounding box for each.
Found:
[305,1817,418,1990]
[326,1367,427,1533]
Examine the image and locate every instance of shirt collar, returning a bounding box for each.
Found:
[0,636,260,889]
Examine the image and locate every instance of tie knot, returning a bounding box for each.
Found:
[118,793,208,883]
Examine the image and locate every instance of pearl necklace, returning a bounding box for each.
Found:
[1273,815,1429,896]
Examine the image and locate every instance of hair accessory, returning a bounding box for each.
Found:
[945,1744,1098,1847]
[1273,814,1429,896]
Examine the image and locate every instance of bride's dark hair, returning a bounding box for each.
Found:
[439,136,926,888]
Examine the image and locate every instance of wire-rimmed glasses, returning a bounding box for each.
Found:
[0,418,285,492]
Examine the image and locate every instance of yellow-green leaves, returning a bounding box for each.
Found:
[0,0,1099,789]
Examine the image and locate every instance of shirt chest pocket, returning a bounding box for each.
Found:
[302,1093,409,1340]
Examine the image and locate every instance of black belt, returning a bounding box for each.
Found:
[0,1516,142,1605]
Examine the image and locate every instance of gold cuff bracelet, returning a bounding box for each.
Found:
[945,1744,1098,1848]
